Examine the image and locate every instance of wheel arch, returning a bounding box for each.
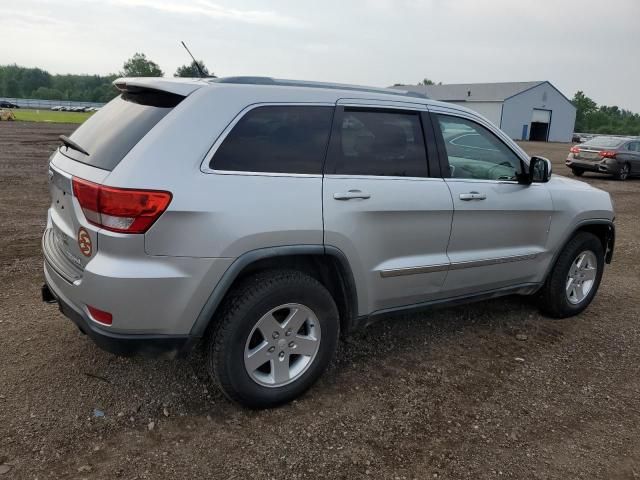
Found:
[543,219,615,283]
[573,221,615,264]
[191,245,359,339]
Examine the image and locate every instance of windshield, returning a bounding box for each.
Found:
[581,136,626,148]
[59,90,184,171]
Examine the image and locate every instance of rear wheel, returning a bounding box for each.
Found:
[538,232,604,318]
[207,270,339,408]
[615,163,630,181]
[571,168,584,177]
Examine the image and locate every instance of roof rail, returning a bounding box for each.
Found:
[210,76,428,99]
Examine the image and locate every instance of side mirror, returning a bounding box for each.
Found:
[528,156,552,183]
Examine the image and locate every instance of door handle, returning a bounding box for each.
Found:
[334,190,371,200]
[459,191,486,201]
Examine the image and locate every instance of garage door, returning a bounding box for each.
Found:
[532,109,551,123]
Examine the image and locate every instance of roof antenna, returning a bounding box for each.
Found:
[180,41,206,78]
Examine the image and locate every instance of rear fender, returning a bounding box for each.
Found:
[189,245,358,338]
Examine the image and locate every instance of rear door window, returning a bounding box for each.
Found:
[59,90,184,171]
[327,109,429,177]
[211,105,334,174]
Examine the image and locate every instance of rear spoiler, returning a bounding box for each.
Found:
[113,77,205,97]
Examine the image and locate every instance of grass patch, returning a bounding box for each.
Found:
[12,109,94,124]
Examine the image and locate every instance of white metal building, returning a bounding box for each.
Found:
[397,81,576,142]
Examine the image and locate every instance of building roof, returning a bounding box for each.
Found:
[395,81,546,102]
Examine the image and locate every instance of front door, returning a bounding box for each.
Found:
[323,104,453,314]
[431,109,553,297]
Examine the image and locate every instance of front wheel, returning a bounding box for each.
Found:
[207,270,339,408]
[538,232,604,318]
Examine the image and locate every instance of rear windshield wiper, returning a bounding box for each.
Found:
[59,135,90,156]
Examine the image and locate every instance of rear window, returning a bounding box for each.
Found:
[59,90,183,171]
[210,105,334,174]
[582,136,625,148]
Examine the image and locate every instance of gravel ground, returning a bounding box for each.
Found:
[1,122,639,479]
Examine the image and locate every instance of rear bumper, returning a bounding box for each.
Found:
[566,157,621,174]
[42,277,196,358]
[41,224,234,335]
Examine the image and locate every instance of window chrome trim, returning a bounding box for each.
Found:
[210,170,322,178]
[325,174,445,182]
[337,98,428,111]
[200,102,335,176]
[444,178,542,186]
[379,253,539,278]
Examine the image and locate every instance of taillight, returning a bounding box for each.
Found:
[600,150,617,159]
[87,305,112,325]
[570,146,580,154]
[72,177,172,234]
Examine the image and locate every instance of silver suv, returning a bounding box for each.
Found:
[42,77,615,408]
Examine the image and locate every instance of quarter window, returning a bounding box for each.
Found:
[436,115,522,180]
[211,106,333,174]
[329,109,429,177]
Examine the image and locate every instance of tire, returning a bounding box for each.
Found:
[207,269,339,408]
[538,232,604,318]
[615,163,630,181]
[571,168,584,177]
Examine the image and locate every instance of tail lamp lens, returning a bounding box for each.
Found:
[72,177,172,234]
[599,150,617,159]
[570,146,580,154]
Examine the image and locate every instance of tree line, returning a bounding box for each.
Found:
[2,57,639,136]
[572,91,640,136]
[0,53,213,103]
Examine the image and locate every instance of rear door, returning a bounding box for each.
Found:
[322,101,453,314]
[430,106,553,297]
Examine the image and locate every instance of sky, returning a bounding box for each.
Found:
[2,0,639,112]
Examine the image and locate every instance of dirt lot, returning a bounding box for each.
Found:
[1,122,639,479]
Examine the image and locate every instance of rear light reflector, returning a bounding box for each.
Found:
[87,305,112,325]
[72,177,172,233]
[600,150,617,159]
[570,146,580,154]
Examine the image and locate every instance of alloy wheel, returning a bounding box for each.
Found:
[244,303,321,387]
[565,250,598,305]
[619,164,630,180]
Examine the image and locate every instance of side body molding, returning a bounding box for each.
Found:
[189,245,359,337]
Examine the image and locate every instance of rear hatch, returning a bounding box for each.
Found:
[45,82,190,282]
